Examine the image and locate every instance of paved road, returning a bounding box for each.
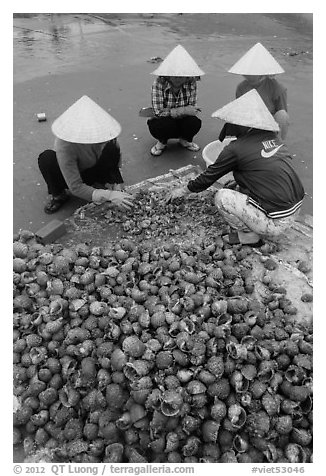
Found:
[13,13,313,234]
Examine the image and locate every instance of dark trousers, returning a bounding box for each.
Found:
[38,140,123,196]
[147,116,201,143]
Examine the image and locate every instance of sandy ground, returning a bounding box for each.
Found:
[13,13,313,234]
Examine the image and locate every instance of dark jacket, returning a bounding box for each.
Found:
[187,129,304,218]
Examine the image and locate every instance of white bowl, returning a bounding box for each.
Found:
[202,137,236,167]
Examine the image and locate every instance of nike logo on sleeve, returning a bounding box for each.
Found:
[261,144,284,158]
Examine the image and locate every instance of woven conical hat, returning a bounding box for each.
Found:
[228,42,284,75]
[151,44,205,77]
[212,89,280,132]
[51,95,121,144]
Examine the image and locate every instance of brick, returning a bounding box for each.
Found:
[35,219,67,244]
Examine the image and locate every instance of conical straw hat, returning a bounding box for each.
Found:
[51,95,121,144]
[151,44,205,77]
[212,89,280,132]
[228,42,284,75]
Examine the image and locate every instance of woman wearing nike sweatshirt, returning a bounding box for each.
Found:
[166,90,304,245]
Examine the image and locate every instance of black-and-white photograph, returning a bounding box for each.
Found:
[12,6,314,470]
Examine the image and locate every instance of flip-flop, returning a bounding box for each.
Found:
[151,143,166,156]
[224,231,264,247]
[44,194,70,214]
[179,140,200,151]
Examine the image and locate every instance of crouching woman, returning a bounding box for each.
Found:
[38,95,134,214]
[167,90,304,246]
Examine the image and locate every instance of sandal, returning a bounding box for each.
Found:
[179,139,200,151]
[151,142,166,156]
[44,192,70,214]
[223,231,264,247]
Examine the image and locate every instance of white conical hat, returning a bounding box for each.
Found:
[212,89,280,132]
[228,42,284,75]
[51,95,121,144]
[151,44,205,77]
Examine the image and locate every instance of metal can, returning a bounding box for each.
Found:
[37,113,47,122]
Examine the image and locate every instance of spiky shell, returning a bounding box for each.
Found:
[186,380,206,395]
[211,300,228,317]
[275,415,293,435]
[206,355,224,378]
[291,428,312,446]
[13,242,29,259]
[247,410,270,437]
[110,348,128,371]
[202,419,220,443]
[211,399,227,421]
[150,311,166,328]
[165,432,179,452]
[105,384,126,410]
[125,447,148,463]
[261,392,281,416]
[122,335,146,358]
[89,301,107,316]
[285,443,306,463]
[155,351,173,369]
[46,278,64,296]
[227,298,249,314]
[280,381,311,402]
[207,379,231,400]
[182,436,201,457]
[13,294,33,311]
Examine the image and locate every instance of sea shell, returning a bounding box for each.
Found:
[125,447,148,463]
[285,365,306,384]
[164,432,179,452]
[228,404,246,429]
[206,355,224,378]
[122,335,146,358]
[284,443,306,463]
[13,242,29,259]
[182,436,201,457]
[202,419,220,442]
[226,341,247,360]
[211,299,228,317]
[261,392,281,416]
[246,410,270,437]
[230,370,249,393]
[124,360,152,380]
[207,379,231,400]
[300,395,313,414]
[186,380,207,395]
[155,351,173,370]
[220,449,238,463]
[160,390,183,417]
[275,415,293,435]
[179,317,195,334]
[233,434,249,453]
[291,428,312,447]
[241,364,257,381]
[280,381,311,402]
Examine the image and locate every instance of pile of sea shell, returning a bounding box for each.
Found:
[13,194,313,464]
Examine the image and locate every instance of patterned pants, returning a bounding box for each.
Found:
[214,189,300,240]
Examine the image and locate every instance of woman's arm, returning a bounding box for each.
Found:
[187,145,238,192]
